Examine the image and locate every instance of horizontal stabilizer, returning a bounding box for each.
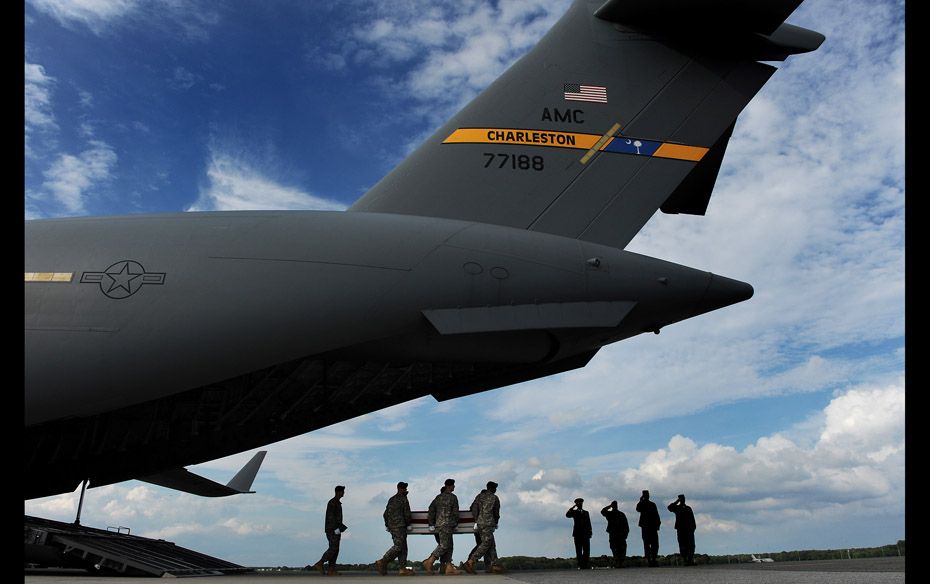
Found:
[138,451,267,497]
[594,0,825,59]
[423,301,636,335]
[594,0,803,36]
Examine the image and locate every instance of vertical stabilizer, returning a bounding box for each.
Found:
[350,0,823,249]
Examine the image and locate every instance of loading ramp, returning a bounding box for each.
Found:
[25,515,250,577]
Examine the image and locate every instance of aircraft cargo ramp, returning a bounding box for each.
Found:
[25,515,249,577]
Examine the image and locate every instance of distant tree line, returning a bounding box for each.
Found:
[713,540,906,564]
[496,540,905,569]
[259,540,903,572]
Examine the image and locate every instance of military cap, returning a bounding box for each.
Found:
[574,497,584,504]
[335,485,345,492]
[397,481,409,489]
[444,478,455,486]
[487,481,498,490]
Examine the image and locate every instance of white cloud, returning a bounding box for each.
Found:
[25,60,57,157]
[102,497,138,521]
[368,397,432,432]
[155,0,220,42]
[818,382,905,462]
[525,468,582,490]
[491,380,904,553]
[28,0,219,41]
[221,517,273,536]
[618,382,902,511]
[25,194,46,220]
[696,514,740,533]
[24,491,75,516]
[25,61,56,130]
[305,46,348,72]
[275,434,411,453]
[432,401,454,414]
[146,522,211,540]
[25,59,119,217]
[78,90,94,108]
[41,140,118,213]
[186,150,347,212]
[482,329,850,437]
[334,0,570,144]
[28,0,140,32]
[169,66,199,90]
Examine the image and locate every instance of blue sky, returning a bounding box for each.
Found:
[25,0,904,568]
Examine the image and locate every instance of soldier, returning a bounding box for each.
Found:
[466,521,482,569]
[600,500,630,568]
[422,479,462,575]
[462,481,504,574]
[667,494,696,566]
[565,498,592,569]
[636,489,661,567]
[376,482,415,576]
[311,485,348,576]
[428,485,445,546]
[466,487,483,566]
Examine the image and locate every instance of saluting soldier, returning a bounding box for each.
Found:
[422,479,462,575]
[376,482,415,576]
[462,481,505,574]
[566,498,592,569]
[668,494,697,566]
[312,485,348,576]
[637,489,661,567]
[601,500,630,568]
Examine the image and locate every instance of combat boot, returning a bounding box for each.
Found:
[489,563,507,574]
[421,555,436,574]
[327,566,340,576]
[399,567,416,576]
[461,559,476,574]
[444,562,462,575]
[311,560,325,575]
[375,559,387,575]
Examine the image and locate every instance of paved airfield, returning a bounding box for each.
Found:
[26,557,905,583]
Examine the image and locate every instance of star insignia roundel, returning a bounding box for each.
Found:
[80,260,166,299]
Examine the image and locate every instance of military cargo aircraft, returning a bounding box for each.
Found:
[25,0,823,500]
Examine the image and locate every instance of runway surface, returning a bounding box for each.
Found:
[26,557,905,583]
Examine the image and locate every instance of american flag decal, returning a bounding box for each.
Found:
[564,83,608,103]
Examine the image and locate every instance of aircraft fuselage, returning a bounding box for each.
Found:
[25,211,750,498]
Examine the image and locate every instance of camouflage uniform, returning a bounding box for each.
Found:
[428,490,459,564]
[318,496,347,568]
[467,490,500,565]
[380,492,413,565]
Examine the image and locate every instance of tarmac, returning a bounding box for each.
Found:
[25,557,905,583]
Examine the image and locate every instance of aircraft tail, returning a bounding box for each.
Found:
[350,0,823,249]
[138,450,267,497]
[225,450,267,493]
